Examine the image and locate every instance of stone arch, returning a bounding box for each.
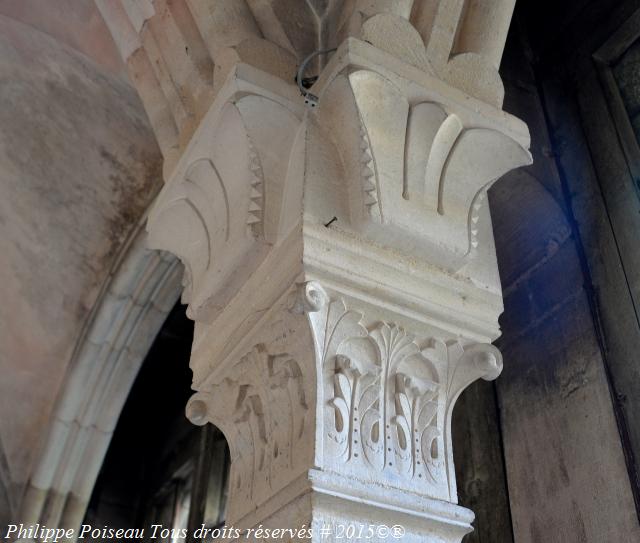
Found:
[490,168,573,290]
[19,223,183,531]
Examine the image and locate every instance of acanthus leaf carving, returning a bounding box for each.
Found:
[305,284,441,493]
[393,372,441,483]
[327,354,381,465]
[424,338,503,500]
[305,282,368,369]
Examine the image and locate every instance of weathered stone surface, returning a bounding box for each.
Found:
[489,44,640,537]
[0,12,161,512]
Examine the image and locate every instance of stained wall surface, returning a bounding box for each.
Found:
[453,1,640,540]
[0,6,161,522]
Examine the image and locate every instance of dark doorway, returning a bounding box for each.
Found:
[85,302,229,542]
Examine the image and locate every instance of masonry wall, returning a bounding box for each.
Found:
[454,1,640,540]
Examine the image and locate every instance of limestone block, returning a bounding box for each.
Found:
[98,0,523,173]
[185,280,502,540]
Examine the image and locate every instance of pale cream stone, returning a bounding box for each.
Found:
[92,2,532,540]
[96,0,520,175]
[454,0,517,69]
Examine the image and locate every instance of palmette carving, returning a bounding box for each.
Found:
[327,325,445,485]
[329,354,380,464]
[305,282,501,500]
[310,62,531,264]
[394,372,441,483]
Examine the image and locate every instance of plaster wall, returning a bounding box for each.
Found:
[0,0,126,79]
[0,11,161,520]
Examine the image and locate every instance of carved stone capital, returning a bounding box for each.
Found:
[305,38,531,260]
[146,65,304,321]
[181,280,502,540]
[185,287,316,524]
[302,38,531,342]
[145,36,531,340]
[106,3,533,539]
[305,282,502,504]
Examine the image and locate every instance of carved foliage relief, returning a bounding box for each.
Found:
[225,346,308,502]
[306,283,502,500]
[188,342,310,521]
[186,290,317,521]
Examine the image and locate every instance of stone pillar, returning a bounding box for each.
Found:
[454,0,517,69]
[98,2,531,541]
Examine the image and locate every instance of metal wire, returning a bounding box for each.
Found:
[296,48,337,104]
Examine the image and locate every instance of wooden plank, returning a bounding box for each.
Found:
[490,49,640,535]
[186,425,218,542]
[576,69,640,305]
[595,61,640,200]
[573,66,640,482]
[593,8,640,63]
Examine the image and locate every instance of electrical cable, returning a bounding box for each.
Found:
[296,48,337,107]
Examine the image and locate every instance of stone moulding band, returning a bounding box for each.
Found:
[19,223,182,533]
